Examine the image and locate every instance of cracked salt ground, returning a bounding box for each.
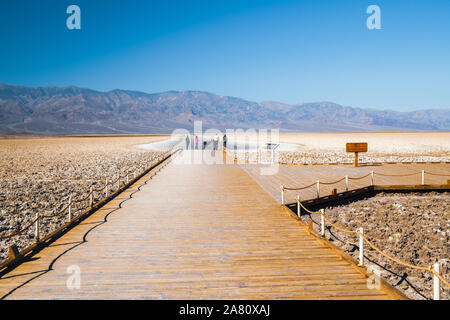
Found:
[0,136,173,263]
[305,192,449,300]
[229,150,450,164]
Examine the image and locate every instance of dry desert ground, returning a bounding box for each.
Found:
[0,135,172,261]
[305,192,449,300]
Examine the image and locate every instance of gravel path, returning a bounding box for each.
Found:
[303,192,449,300]
[0,136,174,263]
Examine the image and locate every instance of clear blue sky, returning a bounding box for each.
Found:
[0,0,449,111]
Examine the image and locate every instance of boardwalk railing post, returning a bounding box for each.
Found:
[35,213,40,243]
[433,263,440,300]
[320,209,325,236]
[89,187,93,208]
[370,171,374,185]
[345,175,349,192]
[422,170,425,185]
[105,179,109,197]
[280,185,285,205]
[68,197,72,223]
[358,227,364,266]
[296,195,300,216]
[316,180,320,198]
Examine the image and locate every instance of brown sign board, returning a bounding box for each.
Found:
[346,142,368,153]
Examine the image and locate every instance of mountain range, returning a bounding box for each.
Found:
[0,84,448,134]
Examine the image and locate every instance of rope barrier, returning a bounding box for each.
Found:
[119,172,128,180]
[109,176,121,186]
[283,169,449,192]
[425,171,450,177]
[284,182,317,191]
[357,231,450,287]
[294,197,449,290]
[374,171,421,177]
[40,202,71,219]
[319,177,346,185]
[92,185,106,192]
[322,215,358,235]
[296,200,321,215]
[284,173,370,191]
[348,173,371,180]
[0,148,178,244]
[297,201,358,234]
[280,163,450,297]
[70,191,93,204]
[0,216,39,241]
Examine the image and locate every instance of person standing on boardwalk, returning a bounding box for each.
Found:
[223,134,227,149]
[213,134,219,150]
[195,136,199,149]
[185,135,190,149]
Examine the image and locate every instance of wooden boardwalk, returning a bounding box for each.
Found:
[0,151,400,299]
[241,162,450,203]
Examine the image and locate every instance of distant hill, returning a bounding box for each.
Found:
[0,84,448,134]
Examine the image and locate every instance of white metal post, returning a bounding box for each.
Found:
[126,174,129,184]
[433,263,440,300]
[320,209,325,236]
[358,227,364,266]
[280,185,285,205]
[89,187,93,207]
[35,213,40,242]
[296,195,300,216]
[370,171,374,185]
[68,197,72,222]
[316,180,320,198]
[345,175,349,192]
[422,170,425,185]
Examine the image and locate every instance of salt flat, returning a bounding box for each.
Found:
[0,135,170,262]
[229,132,450,163]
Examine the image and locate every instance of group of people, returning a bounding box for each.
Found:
[185,134,227,150]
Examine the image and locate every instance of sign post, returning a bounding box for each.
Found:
[346,143,368,167]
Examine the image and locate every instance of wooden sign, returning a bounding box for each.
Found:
[346,143,368,153]
[346,142,368,167]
